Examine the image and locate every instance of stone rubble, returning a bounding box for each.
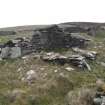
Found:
[68,54,91,71]
[72,47,97,60]
[0,25,98,71]
[22,70,37,84]
[42,52,92,71]
[100,62,105,67]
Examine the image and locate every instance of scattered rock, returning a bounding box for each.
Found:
[68,54,91,71]
[59,72,65,77]
[93,97,102,105]
[26,70,37,80]
[72,47,97,60]
[102,97,105,105]
[42,52,61,60]
[22,70,37,84]
[54,69,58,73]
[42,52,67,65]
[21,77,25,81]
[33,53,41,59]
[42,52,91,70]
[22,56,28,60]
[17,67,22,72]
[65,67,74,71]
[43,73,47,78]
[100,62,105,67]
[40,67,45,71]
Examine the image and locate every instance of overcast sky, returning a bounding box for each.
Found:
[0,0,105,28]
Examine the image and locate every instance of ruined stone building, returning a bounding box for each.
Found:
[31,25,90,50]
[0,25,91,59]
[31,25,65,50]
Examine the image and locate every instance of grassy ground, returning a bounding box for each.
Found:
[0,53,104,105]
[0,31,105,105]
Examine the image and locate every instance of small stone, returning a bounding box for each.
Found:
[43,73,47,78]
[23,70,38,84]
[65,67,74,71]
[17,67,22,72]
[54,69,58,73]
[72,47,97,60]
[26,70,35,75]
[21,77,25,81]
[40,68,45,71]
[100,62,105,67]
[0,58,2,61]
[22,56,27,59]
[59,72,65,77]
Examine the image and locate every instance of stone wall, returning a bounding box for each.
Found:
[31,25,90,50]
[31,25,65,50]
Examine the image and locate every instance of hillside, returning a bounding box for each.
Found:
[0,22,105,105]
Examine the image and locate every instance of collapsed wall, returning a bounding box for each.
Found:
[31,25,90,50]
[31,25,65,50]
